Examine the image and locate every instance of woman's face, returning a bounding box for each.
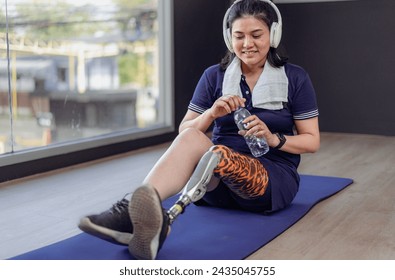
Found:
[231,16,270,69]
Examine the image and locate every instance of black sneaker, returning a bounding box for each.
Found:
[78,197,133,246]
[128,185,170,260]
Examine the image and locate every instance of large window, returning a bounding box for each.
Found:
[0,0,173,165]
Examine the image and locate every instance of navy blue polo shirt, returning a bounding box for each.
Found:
[188,63,319,211]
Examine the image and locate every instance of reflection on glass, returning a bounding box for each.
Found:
[0,0,159,154]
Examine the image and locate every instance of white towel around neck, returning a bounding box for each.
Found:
[222,57,288,110]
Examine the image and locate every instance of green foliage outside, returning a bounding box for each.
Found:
[118,51,155,88]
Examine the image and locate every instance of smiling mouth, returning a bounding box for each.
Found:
[242,51,258,55]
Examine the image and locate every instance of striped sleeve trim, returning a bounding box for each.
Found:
[293,109,319,120]
[188,103,206,114]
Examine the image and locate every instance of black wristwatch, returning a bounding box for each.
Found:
[274,133,286,150]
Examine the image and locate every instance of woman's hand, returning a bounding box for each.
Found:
[179,96,245,134]
[207,96,246,119]
[239,115,279,147]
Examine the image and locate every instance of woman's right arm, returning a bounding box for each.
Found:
[179,95,246,133]
[178,109,215,133]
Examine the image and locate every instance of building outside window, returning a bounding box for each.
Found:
[0,0,173,162]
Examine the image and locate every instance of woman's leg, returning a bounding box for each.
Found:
[143,128,214,200]
[211,145,269,199]
[78,128,214,248]
[194,145,271,213]
[128,128,217,259]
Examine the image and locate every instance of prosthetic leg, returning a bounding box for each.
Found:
[167,148,220,222]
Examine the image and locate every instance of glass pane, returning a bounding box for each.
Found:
[0,4,12,154]
[1,0,164,155]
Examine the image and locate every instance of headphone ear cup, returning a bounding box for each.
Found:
[224,28,234,52]
[270,22,282,48]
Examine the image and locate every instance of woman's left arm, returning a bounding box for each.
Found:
[242,115,320,154]
[270,117,320,154]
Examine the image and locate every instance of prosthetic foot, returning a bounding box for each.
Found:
[167,149,220,222]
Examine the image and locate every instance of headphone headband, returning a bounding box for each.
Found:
[222,0,283,52]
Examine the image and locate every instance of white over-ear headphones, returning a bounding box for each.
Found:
[222,0,283,52]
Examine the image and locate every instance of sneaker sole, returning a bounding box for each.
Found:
[128,185,163,260]
[78,217,132,245]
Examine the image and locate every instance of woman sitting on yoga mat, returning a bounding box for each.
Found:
[79,0,320,260]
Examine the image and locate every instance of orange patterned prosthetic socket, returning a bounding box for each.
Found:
[210,145,269,200]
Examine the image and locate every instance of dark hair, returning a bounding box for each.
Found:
[220,0,288,70]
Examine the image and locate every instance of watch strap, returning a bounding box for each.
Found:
[274,133,286,150]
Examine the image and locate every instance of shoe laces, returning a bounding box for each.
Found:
[109,198,129,215]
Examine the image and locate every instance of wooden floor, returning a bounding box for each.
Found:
[0,132,394,260]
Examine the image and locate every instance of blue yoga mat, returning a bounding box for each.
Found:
[10,175,352,260]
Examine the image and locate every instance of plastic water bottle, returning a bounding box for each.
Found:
[234,107,269,157]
